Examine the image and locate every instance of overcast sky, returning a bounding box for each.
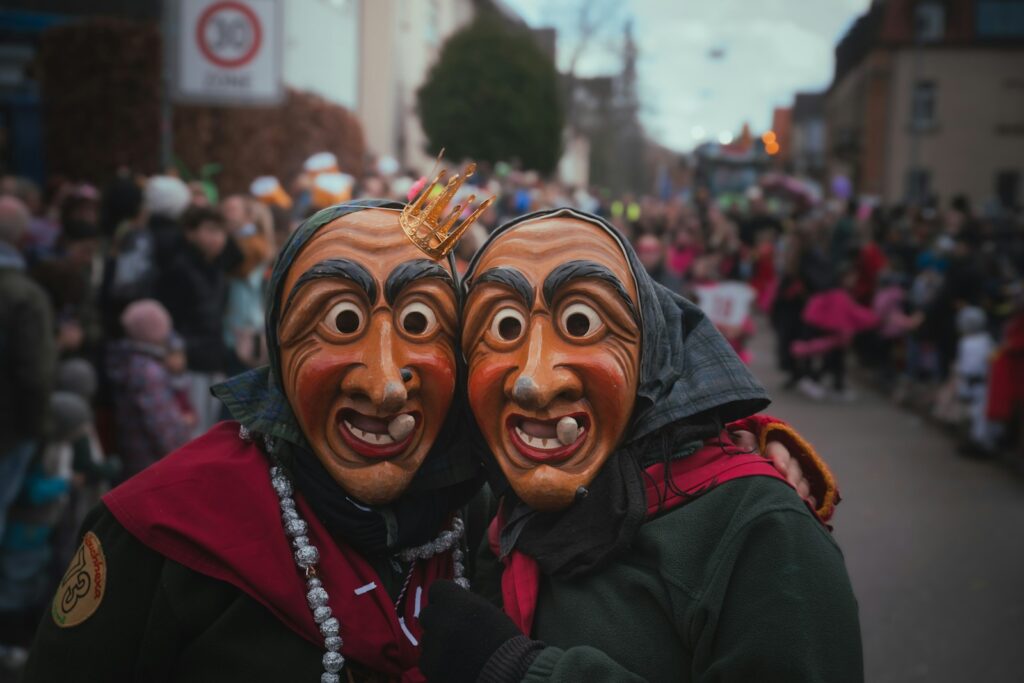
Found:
[504,0,872,151]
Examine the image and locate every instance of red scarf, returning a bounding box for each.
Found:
[104,421,445,682]
[488,432,792,636]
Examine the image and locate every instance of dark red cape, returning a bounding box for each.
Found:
[103,421,447,682]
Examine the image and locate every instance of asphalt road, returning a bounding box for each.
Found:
[748,329,1024,682]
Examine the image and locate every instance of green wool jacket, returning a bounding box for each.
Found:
[481,476,864,683]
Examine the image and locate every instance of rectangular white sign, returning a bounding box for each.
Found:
[173,0,282,105]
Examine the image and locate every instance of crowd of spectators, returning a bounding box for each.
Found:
[0,152,1022,672]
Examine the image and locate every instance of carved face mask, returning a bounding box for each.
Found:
[277,209,459,505]
[462,216,642,511]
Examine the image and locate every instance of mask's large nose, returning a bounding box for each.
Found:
[507,319,581,411]
[341,315,408,413]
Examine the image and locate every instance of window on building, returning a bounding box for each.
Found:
[996,170,1021,209]
[977,0,1024,38]
[915,1,946,42]
[906,168,932,204]
[911,81,937,128]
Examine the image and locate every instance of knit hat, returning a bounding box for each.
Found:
[311,172,354,209]
[121,299,173,345]
[303,152,339,175]
[50,391,92,442]
[145,175,191,220]
[250,176,293,210]
[56,358,98,399]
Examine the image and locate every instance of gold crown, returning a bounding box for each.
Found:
[400,153,495,260]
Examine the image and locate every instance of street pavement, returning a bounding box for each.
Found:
[748,329,1024,682]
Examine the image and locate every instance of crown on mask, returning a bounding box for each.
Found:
[400,151,495,261]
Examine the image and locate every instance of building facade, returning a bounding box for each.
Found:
[826,0,1024,209]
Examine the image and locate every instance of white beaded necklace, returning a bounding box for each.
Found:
[239,425,468,682]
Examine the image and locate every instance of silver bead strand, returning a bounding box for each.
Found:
[242,424,469,681]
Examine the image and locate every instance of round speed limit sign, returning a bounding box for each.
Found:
[196,0,263,69]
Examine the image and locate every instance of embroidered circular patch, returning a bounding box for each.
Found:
[52,531,106,628]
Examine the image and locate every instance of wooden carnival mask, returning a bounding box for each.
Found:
[276,164,492,506]
[463,216,642,511]
[276,209,460,505]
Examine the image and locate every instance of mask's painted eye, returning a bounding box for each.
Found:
[560,303,603,339]
[398,302,438,336]
[325,301,363,335]
[490,308,526,342]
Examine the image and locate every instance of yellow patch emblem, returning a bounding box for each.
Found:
[52,531,106,628]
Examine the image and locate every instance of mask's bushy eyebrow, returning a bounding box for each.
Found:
[467,266,535,306]
[542,260,639,322]
[384,259,455,305]
[282,259,377,315]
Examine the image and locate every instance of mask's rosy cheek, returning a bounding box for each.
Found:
[467,354,510,416]
[408,345,458,397]
[573,353,637,440]
[290,349,354,427]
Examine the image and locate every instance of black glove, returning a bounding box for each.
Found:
[419,580,543,683]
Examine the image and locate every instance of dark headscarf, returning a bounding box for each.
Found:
[465,208,770,578]
[213,200,484,556]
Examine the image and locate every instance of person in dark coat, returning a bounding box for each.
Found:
[155,206,241,434]
[0,196,55,542]
[419,209,860,683]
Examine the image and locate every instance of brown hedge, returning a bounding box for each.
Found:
[173,88,366,194]
[39,18,163,183]
[39,19,365,192]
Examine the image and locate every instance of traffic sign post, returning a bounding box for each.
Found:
[172,0,282,106]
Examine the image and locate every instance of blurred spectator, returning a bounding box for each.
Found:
[0,391,88,653]
[155,207,240,434]
[738,188,782,248]
[99,176,151,335]
[50,359,120,568]
[636,233,682,291]
[107,300,191,478]
[987,310,1024,459]
[954,306,996,454]
[221,195,272,372]
[0,196,55,545]
[165,333,198,430]
[144,175,191,270]
[791,266,879,401]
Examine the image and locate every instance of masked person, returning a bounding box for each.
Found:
[419,209,861,683]
[23,193,492,682]
[25,184,828,681]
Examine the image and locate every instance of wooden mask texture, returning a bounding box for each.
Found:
[463,217,642,511]
[278,209,459,505]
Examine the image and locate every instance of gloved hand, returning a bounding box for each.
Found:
[419,580,542,683]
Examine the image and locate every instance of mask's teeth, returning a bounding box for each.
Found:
[556,416,581,446]
[387,414,416,442]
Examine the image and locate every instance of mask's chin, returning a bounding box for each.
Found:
[509,465,597,512]
[317,451,418,506]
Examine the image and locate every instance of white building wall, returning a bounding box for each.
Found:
[282,0,359,109]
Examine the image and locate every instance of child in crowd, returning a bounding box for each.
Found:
[693,252,757,364]
[954,306,996,454]
[106,299,192,479]
[791,266,879,401]
[50,359,121,571]
[165,333,198,432]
